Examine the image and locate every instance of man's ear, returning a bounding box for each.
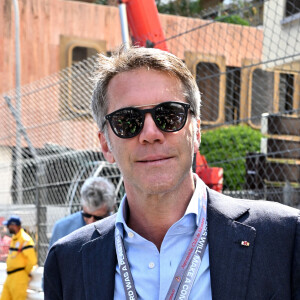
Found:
[193,119,201,153]
[98,131,115,163]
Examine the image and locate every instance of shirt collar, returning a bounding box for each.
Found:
[115,194,129,238]
[185,173,206,226]
[115,173,207,234]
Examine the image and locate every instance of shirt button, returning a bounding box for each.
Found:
[148,262,155,269]
[128,232,134,238]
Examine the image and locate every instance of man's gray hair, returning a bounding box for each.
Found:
[80,177,116,212]
[91,46,201,134]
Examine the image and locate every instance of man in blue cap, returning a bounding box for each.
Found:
[0,216,37,300]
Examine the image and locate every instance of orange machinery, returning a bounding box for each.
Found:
[194,152,223,193]
[119,0,168,51]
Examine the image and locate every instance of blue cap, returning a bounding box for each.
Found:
[3,215,21,226]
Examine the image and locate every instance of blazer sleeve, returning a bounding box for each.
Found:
[292,212,300,300]
[44,245,63,300]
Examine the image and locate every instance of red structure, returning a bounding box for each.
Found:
[120,0,168,51]
[194,152,223,193]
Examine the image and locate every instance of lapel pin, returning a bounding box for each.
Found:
[241,241,250,247]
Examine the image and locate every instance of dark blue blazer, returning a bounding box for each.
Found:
[44,188,300,300]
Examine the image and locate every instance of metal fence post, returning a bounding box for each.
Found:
[12,0,23,204]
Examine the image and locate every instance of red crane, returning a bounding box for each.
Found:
[119,0,168,51]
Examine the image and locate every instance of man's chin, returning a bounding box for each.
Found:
[139,176,179,195]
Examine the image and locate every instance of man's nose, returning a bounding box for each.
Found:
[86,217,97,224]
[138,113,165,144]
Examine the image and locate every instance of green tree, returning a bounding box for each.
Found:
[156,0,202,17]
[95,0,108,4]
[199,125,262,191]
[215,14,249,26]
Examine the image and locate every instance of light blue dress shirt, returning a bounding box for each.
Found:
[114,175,212,300]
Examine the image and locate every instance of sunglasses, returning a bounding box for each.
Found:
[81,211,108,221]
[104,101,192,139]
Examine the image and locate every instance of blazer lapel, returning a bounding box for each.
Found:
[207,189,256,300]
[81,215,117,300]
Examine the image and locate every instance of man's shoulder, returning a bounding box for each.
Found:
[54,211,83,228]
[207,187,299,223]
[52,213,117,251]
[20,228,34,244]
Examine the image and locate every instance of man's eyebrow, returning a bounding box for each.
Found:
[133,103,157,108]
[114,103,157,110]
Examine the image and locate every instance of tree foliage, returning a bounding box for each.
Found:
[95,0,108,4]
[215,14,250,26]
[155,0,202,17]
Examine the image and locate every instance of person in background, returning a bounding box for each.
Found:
[0,215,37,300]
[49,176,116,247]
[0,226,12,262]
[44,46,299,300]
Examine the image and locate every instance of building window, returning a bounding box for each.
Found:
[67,46,98,113]
[71,46,98,64]
[249,68,275,127]
[249,68,297,128]
[59,36,106,117]
[225,67,240,123]
[285,0,300,17]
[196,62,220,122]
[279,73,294,113]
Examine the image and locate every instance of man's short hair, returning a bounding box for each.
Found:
[91,46,201,133]
[80,177,116,212]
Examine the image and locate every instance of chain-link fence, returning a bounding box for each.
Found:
[0,0,299,265]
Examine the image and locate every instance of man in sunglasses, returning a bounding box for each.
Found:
[44,47,299,300]
[49,177,116,247]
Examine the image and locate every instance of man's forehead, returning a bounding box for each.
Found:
[109,68,165,83]
[106,68,184,110]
